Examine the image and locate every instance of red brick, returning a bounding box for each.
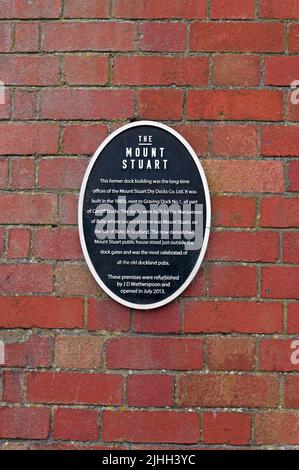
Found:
[207,337,256,371]
[133,303,181,333]
[283,233,299,264]
[88,299,130,332]
[212,196,256,228]
[203,160,284,193]
[254,412,299,445]
[59,193,78,224]
[33,228,82,261]
[2,370,23,403]
[0,160,8,189]
[213,55,260,87]
[13,90,36,120]
[106,337,204,370]
[0,296,84,329]
[5,335,53,368]
[7,228,30,259]
[137,89,183,120]
[287,90,299,121]
[103,410,199,444]
[212,125,258,157]
[209,265,257,298]
[187,90,283,121]
[11,158,35,189]
[265,57,299,86]
[211,0,254,18]
[43,22,135,52]
[0,0,61,18]
[288,162,299,192]
[140,22,186,52]
[27,372,123,405]
[284,376,299,408]
[287,303,299,334]
[55,335,103,369]
[0,123,58,154]
[190,22,284,52]
[262,267,299,299]
[114,0,206,19]
[0,55,59,85]
[0,193,56,224]
[64,55,108,85]
[53,408,99,441]
[38,158,87,189]
[182,270,205,297]
[260,0,299,19]
[203,412,251,445]
[207,231,279,262]
[15,22,39,51]
[114,56,208,86]
[127,375,174,407]
[40,88,134,120]
[260,197,299,227]
[0,264,52,294]
[178,374,278,407]
[259,339,299,372]
[289,24,299,52]
[64,0,108,18]
[172,124,208,155]
[184,301,283,333]
[63,124,108,155]
[0,407,50,439]
[262,126,299,157]
[0,23,13,51]
[55,264,100,296]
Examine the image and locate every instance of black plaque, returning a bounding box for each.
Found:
[79,121,210,309]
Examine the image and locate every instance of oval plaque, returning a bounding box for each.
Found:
[79,121,211,309]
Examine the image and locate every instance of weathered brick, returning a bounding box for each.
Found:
[209,265,257,298]
[211,0,255,19]
[43,22,136,52]
[27,372,123,405]
[12,89,36,119]
[40,89,134,120]
[33,228,82,260]
[133,303,181,333]
[63,124,108,155]
[140,22,186,52]
[102,411,199,443]
[213,55,260,86]
[64,55,109,85]
[0,296,84,329]
[0,193,56,224]
[187,90,283,121]
[0,55,60,85]
[0,124,59,154]
[207,337,256,371]
[254,412,299,445]
[0,407,50,439]
[106,337,204,370]
[127,375,174,407]
[284,376,299,408]
[11,158,35,189]
[287,303,299,334]
[55,335,103,369]
[137,89,183,120]
[190,22,284,52]
[59,193,78,225]
[203,412,251,445]
[88,299,131,332]
[260,0,299,19]
[211,125,258,156]
[114,0,206,19]
[260,197,299,227]
[5,335,53,368]
[178,374,278,407]
[15,22,39,51]
[38,158,87,190]
[184,301,283,333]
[0,0,61,18]
[288,162,299,192]
[259,338,299,371]
[0,264,53,294]
[262,126,299,157]
[64,0,109,18]
[0,23,13,51]
[7,228,31,259]
[114,56,208,86]
[55,264,100,296]
[262,267,299,299]
[53,408,100,441]
[2,370,24,403]
[283,233,299,264]
[212,196,256,227]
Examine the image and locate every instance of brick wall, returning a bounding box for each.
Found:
[0,0,298,450]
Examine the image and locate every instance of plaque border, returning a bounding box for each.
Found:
[78,120,211,310]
